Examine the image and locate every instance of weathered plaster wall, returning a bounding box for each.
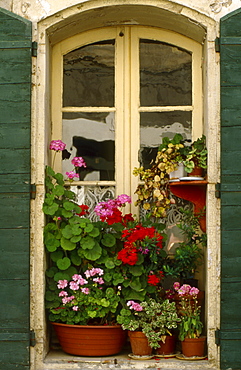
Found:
[0,0,241,22]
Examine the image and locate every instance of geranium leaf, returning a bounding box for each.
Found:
[83,243,102,260]
[57,257,71,270]
[63,201,76,211]
[43,203,59,216]
[80,236,95,249]
[101,233,116,247]
[61,237,76,251]
[45,237,60,252]
[61,225,73,239]
[128,265,143,276]
[50,250,64,262]
[105,260,115,269]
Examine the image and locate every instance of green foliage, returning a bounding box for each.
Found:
[117,298,180,349]
[163,207,207,280]
[177,294,203,341]
[183,135,207,173]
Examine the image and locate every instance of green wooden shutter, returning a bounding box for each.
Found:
[0,7,32,369]
[219,8,241,370]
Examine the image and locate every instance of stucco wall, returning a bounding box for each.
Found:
[0,0,241,22]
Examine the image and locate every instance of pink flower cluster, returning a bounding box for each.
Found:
[173,282,199,297]
[127,300,143,311]
[84,268,104,278]
[66,171,80,180]
[71,157,87,168]
[94,194,131,217]
[57,269,106,309]
[49,140,66,151]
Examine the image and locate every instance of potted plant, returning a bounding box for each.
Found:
[163,207,207,287]
[117,298,180,356]
[173,282,206,357]
[43,140,169,356]
[182,135,207,176]
[133,134,185,218]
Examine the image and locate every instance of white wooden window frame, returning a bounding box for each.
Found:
[51,26,202,213]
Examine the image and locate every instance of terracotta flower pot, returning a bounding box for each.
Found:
[181,336,206,357]
[189,166,203,177]
[128,331,152,356]
[156,335,177,355]
[52,323,127,356]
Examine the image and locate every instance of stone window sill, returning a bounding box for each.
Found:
[43,347,215,370]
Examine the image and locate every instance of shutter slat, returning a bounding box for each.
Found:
[0,7,31,369]
[220,9,241,370]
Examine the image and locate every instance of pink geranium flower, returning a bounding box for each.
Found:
[66,171,79,180]
[57,279,68,289]
[49,140,66,151]
[71,157,87,168]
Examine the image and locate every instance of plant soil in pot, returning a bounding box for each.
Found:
[52,323,127,356]
[181,336,206,357]
[156,335,176,355]
[128,331,152,356]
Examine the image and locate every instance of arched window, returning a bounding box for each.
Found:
[51,26,202,215]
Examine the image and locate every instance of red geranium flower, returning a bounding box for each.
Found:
[76,204,89,216]
[147,274,161,286]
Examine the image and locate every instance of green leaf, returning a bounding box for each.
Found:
[54,172,64,185]
[84,223,94,233]
[70,250,82,265]
[80,236,95,250]
[43,203,59,216]
[61,209,73,218]
[57,257,71,270]
[63,201,76,211]
[128,265,143,276]
[83,243,102,260]
[45,237,60,252]
[89,227,100,238]
[54,184,65,197]
[54,271,71,282]
[129,277,142,291]
[62,225,74,239]
[101,233,116,247]
[70,235,81,243]
[61,237,76,251]
[50,250,64,262]
[105,260,115,269]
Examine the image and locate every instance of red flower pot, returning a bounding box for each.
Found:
[181,336,206,357]
[128,331,152,356]
[156,335,176,355]
[52,323,127,356]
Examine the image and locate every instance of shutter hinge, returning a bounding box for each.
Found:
[32,41,38,57]
[215,183,221,198]
[215,37,220,53]
[215,329,220,346]
[30,330,36,347]
[30,184,36,199]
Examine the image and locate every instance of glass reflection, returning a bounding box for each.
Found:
[63,40,115,107]
[62,112,115,181]
[140,40,192,106]
[139,111,192,169]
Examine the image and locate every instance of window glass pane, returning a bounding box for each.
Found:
[140,39,192,106]
[63,40,115,107]
[139,111,192,168]
[62,112,115,181]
